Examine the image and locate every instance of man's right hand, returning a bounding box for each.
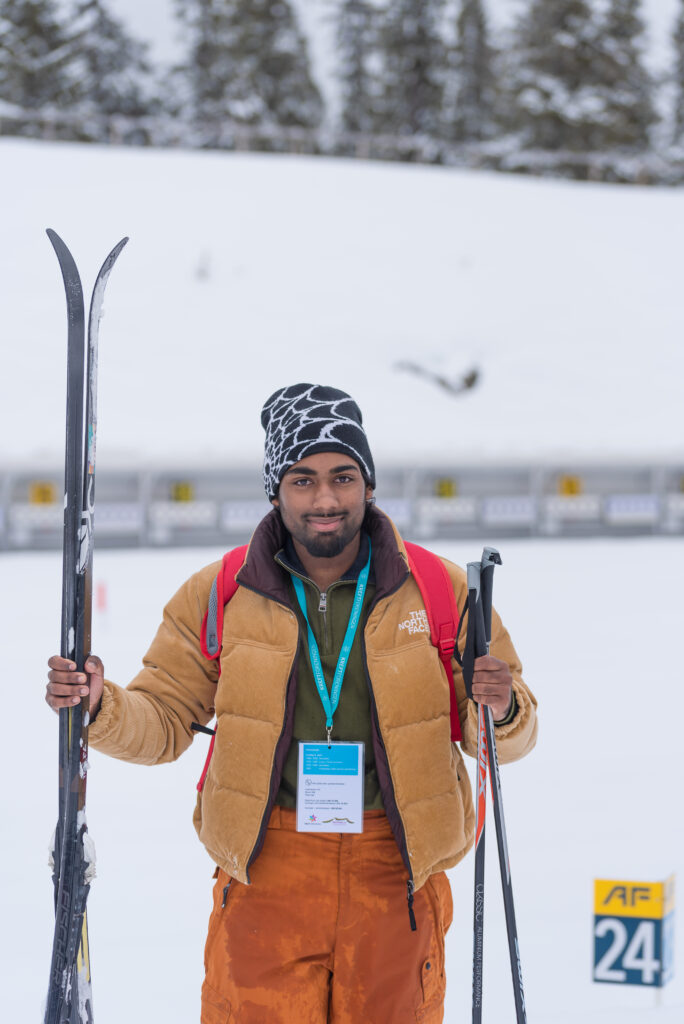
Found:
[46,655,105,718]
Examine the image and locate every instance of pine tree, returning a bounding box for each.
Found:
[505,0,657,155]
[174,0,323,133]
[336,0,385,135]
[380,0,448,138]
[69,1,154,124]
[447,0,498,141]
[672,0,684,144]
[0,0,80,118]
[589,0,656,149]
[505,0,605,151]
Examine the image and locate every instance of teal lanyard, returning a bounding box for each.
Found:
[291,541,372,746]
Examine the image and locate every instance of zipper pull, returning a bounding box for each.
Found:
[318,591,327,613]
[407,879,417,932]
[221,879,233,908]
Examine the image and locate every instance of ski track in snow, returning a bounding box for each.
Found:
[2,538,683,1022]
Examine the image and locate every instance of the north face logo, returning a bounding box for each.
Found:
[398,609,430,635]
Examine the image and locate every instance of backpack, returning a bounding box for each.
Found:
[194,541,461,791]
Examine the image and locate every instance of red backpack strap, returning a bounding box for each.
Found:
[196,544,248,794]
[404,541,462,742]
[200,544,249,659]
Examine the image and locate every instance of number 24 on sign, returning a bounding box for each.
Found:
[593,877,675,988]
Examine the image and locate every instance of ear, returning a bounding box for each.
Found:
[271,497,280,509]
[365,485,374,501]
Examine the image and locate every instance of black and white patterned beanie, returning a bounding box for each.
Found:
[261,383,376,499]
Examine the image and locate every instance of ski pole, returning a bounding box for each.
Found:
[468,559,487,1024]
[479,547,527,1023]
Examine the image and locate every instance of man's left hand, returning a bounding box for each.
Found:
[471,655,513,722]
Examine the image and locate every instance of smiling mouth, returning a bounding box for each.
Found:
[306,515,346,532]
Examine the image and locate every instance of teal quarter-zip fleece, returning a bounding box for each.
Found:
[274,533,384,810]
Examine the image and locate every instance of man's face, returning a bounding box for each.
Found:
[273,451,373,559]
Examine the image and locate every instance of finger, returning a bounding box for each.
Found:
[472,680,511,696]
[47,682,91,698]
[472,669,513,689]
[472,672,510,688]
[47,655,77,671]
[45,691,86,711]
[472,688,512,708]
[473,683,509,702]
[47,670,88,686]
[472,662,510,678]
[473,655,505,671]
[84,656,104,675]
[472,691,511,717]
[473,675,509,692]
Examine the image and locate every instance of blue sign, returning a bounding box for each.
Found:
[593,876,675,988]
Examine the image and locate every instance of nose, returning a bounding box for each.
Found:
[311,481,339,513]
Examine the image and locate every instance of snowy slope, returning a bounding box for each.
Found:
[0,138,681,472]
[1,538,683,1022]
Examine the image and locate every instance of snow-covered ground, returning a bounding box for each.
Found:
[2,537,683,1022]
[0,139,681,472]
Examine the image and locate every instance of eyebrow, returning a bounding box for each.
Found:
[284,463,360,477]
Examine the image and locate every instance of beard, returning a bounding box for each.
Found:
[293,513,361,559]
[297,522,356,558]
[277,504,366,560]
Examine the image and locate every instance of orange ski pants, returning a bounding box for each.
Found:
[201,807,453,1023]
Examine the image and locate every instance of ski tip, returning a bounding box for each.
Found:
[45,230,82,289]
[45,227,64,247]
[105,236,130,265]
[46,230,130,253]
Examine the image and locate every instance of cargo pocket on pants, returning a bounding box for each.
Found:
[415,873,452,1022]
[201,980,232,1023]
[416,957,444,1022]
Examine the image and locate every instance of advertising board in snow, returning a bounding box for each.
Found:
[593,876,675,988]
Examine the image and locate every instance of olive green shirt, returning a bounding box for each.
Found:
[274,533,384,810]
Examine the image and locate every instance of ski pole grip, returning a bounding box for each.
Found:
[479,547,501,649]
[467,560,489,660]
[466,561,481,602]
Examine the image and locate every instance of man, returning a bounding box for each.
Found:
[47,383,537,1023]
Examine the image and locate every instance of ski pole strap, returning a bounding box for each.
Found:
[453,594,468,668]
[461,562,488,700]
[404,542,462,743]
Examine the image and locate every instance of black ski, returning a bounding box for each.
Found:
[45,230,128,1024]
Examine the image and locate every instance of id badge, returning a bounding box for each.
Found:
[296,742,365,833]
